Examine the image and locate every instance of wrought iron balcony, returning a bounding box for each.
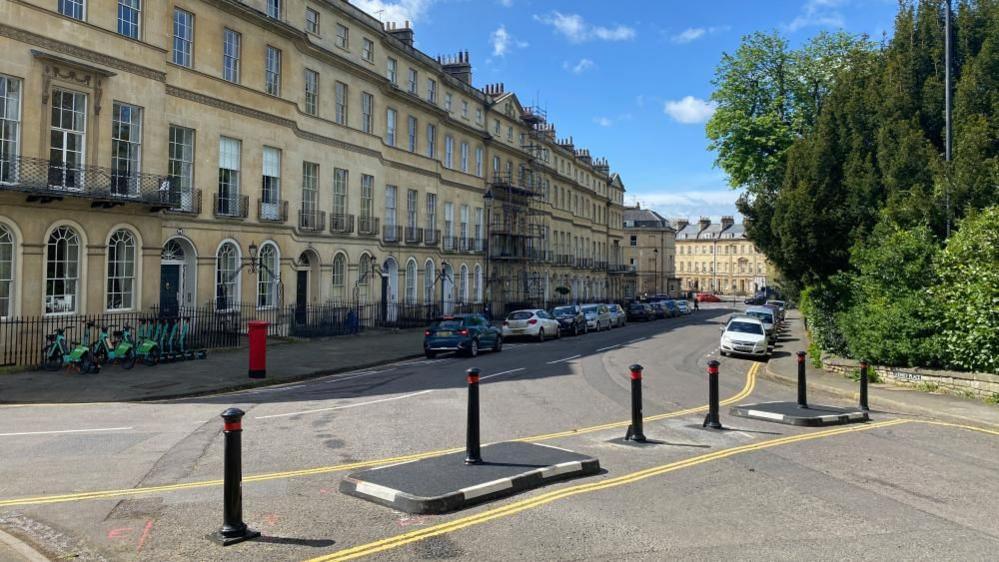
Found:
[594,260,608,271]
[299,209,326,232]
[464,238,485,253]
[164,188,202,215]
[0,155,180,210]
[404,226,423,244]
[423,228,440,246]
[214,193,249,219]
[382,224,403,244]
[554,254,575,267]
[329,213,355,234]
[357,216,380,236]
[257,198,288,222]
[442,236,460,253]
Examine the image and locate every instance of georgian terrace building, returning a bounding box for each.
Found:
[675,217,772,296]
[0,0,627,321]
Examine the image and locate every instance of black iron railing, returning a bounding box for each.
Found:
[404,226,423,244]
[214,193,249,218]
[357,216,380,236]
[258,199,289,222]
[330,213,355,234]
[424,228,440,246]
[382,224,403,244]
[299,209,326,232]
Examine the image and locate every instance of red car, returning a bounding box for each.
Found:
[696,292,721,302]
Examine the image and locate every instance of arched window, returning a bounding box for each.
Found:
[0,225,14,318]
[45,226,80,314]
[424,259,435,304]
[357,253,371,303]
[215,241,240,310]
[473,265,482,303]
[161,239,185,261]
[331,253,346,299]
[106,229,136,311]
[405,259,417,304]
[459,265,468,303]
[257,242,279,308]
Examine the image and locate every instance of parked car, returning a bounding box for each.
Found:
[626,302,651,322]
[550,304,587,336]
[502,309,561,342]
[424,314,502,358]
[719,316,769,358]
[676,300,690,315]
[645,301,666,319]
[607,304,627,328]
[661,300,681,318]
[744,306,777,341]
[582,304,612,331]
[696,292,721,302]
[766,300,786,321]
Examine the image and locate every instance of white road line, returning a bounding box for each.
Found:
[596,344,620,352]
[546,354,581,365]
[0,427,133,438]
[627,338,645,344]
[254,390,434,420]
[479,367,525,381]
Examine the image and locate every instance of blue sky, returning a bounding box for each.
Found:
[355,0,899,221]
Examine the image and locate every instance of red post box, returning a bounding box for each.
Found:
[247,321,269,379]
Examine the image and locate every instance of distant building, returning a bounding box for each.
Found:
[622,205,679,298]
[675,217,772,295]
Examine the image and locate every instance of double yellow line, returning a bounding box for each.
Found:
[309,418,910,561]
[0,363,758,508]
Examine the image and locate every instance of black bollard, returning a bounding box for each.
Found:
[625,364,647,442]
[465,368,482,465]
[703,360,723,429]
[859,360,870,412]
[213,408,260,546]
[796,351,808,409]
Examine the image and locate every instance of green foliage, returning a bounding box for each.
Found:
[799,277,851,356]
[930,207,999,372]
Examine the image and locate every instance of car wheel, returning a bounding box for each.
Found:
[572,324,579,337]
[555,326,561,339]
[537,328,545,343]
[493,337,503,352]
[468,339,479,357]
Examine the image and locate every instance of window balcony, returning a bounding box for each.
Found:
[357,216,380,236]
[299,209,326,232]
[382,225,403,244]
[442,236,460,253]
[404,226,423,244]
[330,213,355,235]
[423,228,440,247]
[214,193,249,219]
[464,238,485,254]
[164,188,202,215]
[257,198,288,222]
[0,155,180,211]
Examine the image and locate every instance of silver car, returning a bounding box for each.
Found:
[607,304,627,328]
[582,304,612,331]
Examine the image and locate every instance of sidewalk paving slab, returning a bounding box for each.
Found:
[765,311,999,430]
[0,329,424,404]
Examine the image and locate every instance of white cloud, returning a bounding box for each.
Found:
[786,0,846,32]
[669,25,730,44]
[352,0,435,24]
[625,188,744,221]
[594,116,614,127]
[663,96,718,124]
[490,25,528,57]
[563,58,595,74]
[534,11,635,43]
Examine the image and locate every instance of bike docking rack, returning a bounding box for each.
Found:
[340,367,601,514]
[134,317,208,367]
[729,351,870,427]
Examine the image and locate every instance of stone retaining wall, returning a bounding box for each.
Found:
[821,356,999,400]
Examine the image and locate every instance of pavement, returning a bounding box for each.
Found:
[0,329,425,404]
[1,304,997,561]
[764,310,999,430]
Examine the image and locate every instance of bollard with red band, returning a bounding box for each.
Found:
[247,321,269,379]
[465,367,482,465]
[625,364,647,442]
[859,360,870,412]
[214,408,259,545]
[796,351,808,409]
[703,360,723,429]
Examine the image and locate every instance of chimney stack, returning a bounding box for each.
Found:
[675,218,689,230]
[698,217,711,231]
[387,21,414,47]
[440,50,472,84]
[720,215,734,229]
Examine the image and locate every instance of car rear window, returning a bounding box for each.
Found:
[552,306,574,315]
[432,319,464,330]
[746,311,773,322]
[582,305,598,313]
[508,311,534,320]
[728,321,764,334]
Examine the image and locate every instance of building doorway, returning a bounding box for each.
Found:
[160,237,197,313]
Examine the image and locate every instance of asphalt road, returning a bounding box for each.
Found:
[1,304,996,561]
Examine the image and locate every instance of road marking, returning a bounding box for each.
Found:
[307,419,911,561]
[627,338,644,344]
[546,354,581,365]
[596,344,620,352]
[255,390,435,419]
[479,368,525,381]
[0,427,133,438]
[0,364,759,507]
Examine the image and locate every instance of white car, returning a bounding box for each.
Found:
[582,304,612,331]
[719,316,769,358]
[502,309,561,342]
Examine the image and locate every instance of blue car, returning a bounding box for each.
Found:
[661,300,681,318]
[424,314,502,358]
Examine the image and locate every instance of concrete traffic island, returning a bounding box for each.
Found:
[729,401,869,426]
[339,441,600,514]
[731,351,869,427]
